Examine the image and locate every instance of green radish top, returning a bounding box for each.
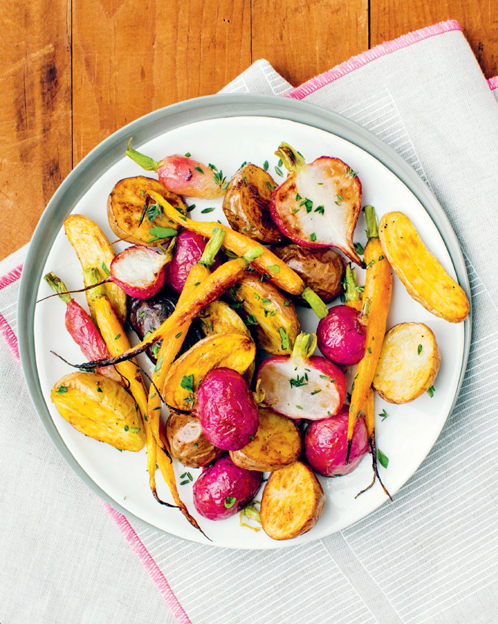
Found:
[199,227,225,268]
[343,265,363,304]
[44,272,72,305]
[291,332,318,366]
[364,205,379,239]
[275,142,306,174]
[125,138,159,172]
[85,267,107,301]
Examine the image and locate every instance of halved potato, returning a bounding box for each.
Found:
[260,461,325,540]
[230,407,301,472]
[166,412,223,467]
[373,322,441,404]
[162,333,256,411]
[230,273,300,355]
[379,212,469,323]
[64,214,127,322]
[107,176,187,247]
[51,372,145,451]
[198,300,250,338]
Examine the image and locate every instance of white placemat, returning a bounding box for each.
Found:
[2,19,498,624]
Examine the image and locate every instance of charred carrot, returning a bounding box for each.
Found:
[347,206,392,463]
[145,190,328,318]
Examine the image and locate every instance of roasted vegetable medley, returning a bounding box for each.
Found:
[41,139,469,542]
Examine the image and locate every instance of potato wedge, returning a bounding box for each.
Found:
[230,273,300,355]
[64,214,127,322]
[199,300,250,338]
[223,164,282,244]
[379,212,469,323]
[260,461,325,540]
[51,372,145,451]
[162,333,256,411]
[230,407,301,472]
[107,176,187,247]
[373,322,441,404]
[166,412,223,467]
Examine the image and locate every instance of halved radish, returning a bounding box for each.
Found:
[109,245,172,299]
[256,333,346,421]
[270,143,362,264]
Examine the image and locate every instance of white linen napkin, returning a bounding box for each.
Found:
[2,19,498,624]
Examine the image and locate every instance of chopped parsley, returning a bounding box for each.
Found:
[377,449,389,469]
[279,327,289,350]
[175,332,183,339]
[184,152,191,157]
[245,314,258,326]
[379,409,389,421]
[284,300,290,306]
[56,385,68,394]
[101,262,110,276]
[311,389,321,395]
[114,334,121,340]
[300,198,313,213]
[290,375,308,388]
[263,160,269,171]
[180,375,194,393]
[268,264,280,273]
[354,242,364,255]
[310,233,317,242]
[201,207,215,214]
[418,344,423,355]
[130,427,141,434]
[154,355,164,373]
[194,166,204,174]
[224,496,237,508]
[427,385,435,398]
[314,205,325,215]
[274,166,283,177]
[296,405,303,410]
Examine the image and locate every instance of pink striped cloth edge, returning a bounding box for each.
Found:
[2,19,497,623]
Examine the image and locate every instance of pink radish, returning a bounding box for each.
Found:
[270,142,363,264]
[165,230,220,294]
[256,333,347,421]
[109,245,172,299]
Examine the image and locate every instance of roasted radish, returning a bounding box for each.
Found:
[270,142,362,264]
[110,245,173,299]
[317,304,366,366]
[256,333,347,421]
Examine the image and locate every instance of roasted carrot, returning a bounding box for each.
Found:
[145,190,329,318]
[347,206,392,463]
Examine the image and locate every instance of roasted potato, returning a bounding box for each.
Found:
[107,176,187,247]
[230,407,301,472]
[373,322,441,404]
[162,333,256,411]
[270,244,346,303]
[223,164,282,244]
[64,214,127,322]
[166,412,223,467]
[260,461,325,540]
[230,273,300,355]
[379,212,469,323]
[199,300,250,338]
[51,372,145,451]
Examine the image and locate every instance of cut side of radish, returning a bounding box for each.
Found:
[110,245,171,299]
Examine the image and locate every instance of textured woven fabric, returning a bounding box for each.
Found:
[2,20,498,624]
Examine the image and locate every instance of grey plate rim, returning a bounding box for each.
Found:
[18,93,472,549]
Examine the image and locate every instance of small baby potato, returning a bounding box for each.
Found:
[230,273,300,355]
[373,322,441,404]
[166,412,223,467]
[230,407,301,472]
[51,372,145,451]
[223,164,282,244]
[199,300,250,338]
[107,176,187,247]
[260,461,325,540]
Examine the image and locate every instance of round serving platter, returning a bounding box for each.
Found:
[19,94,471,549]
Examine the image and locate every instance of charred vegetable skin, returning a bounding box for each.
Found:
[270,143,363,264]
[128,292,203,364]
[107,176,187,247]
[223,164,282,244]
[270,244,346,304]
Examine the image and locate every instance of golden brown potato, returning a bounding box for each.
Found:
[107,176,187,247]
[260,461,325,540]
[373,322,441,404]
[270,244,346,304]
[230,273,300,355]
[64,214,127,322]
[222,164,282,244]
[162,333,256,411]
[166,412,223,467]
[379,212,469,323]
[51,372,145,451]
[198,300,250,338]
[230,407,301,472]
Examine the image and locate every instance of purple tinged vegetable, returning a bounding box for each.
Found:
[317,305,366,365]
[165,230,219,294]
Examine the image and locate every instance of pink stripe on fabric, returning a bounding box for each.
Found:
[286,20,462,100]
[103,502,193,624]
[0,264,23,291]
[0,312,20,362]
[488,76,498,90]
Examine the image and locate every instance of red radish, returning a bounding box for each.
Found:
[109,245,172,299]
[270,142,362,264]
[125,139,227,199]
[256,333,346,421]
[43,272,121,383]
[165,230,220,294]
[304,406,369,476]
[317,305,366,365]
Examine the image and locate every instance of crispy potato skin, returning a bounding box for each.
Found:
[51,372,145,451]
[166,412,223,467]
[223,164,282,244]
[373,322,441,403]
[229,407,301,472]
[162,333,256,411]
[271,244,345,303]
[107,176,187,247]
[379,212,469,323]
[261,461,325,540]
[230,273,300,355]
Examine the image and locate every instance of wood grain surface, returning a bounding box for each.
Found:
[0,0,496,260]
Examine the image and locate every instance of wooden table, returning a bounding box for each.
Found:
[1,0,496,261]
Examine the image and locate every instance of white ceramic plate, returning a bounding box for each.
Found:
[20,96,470,549]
